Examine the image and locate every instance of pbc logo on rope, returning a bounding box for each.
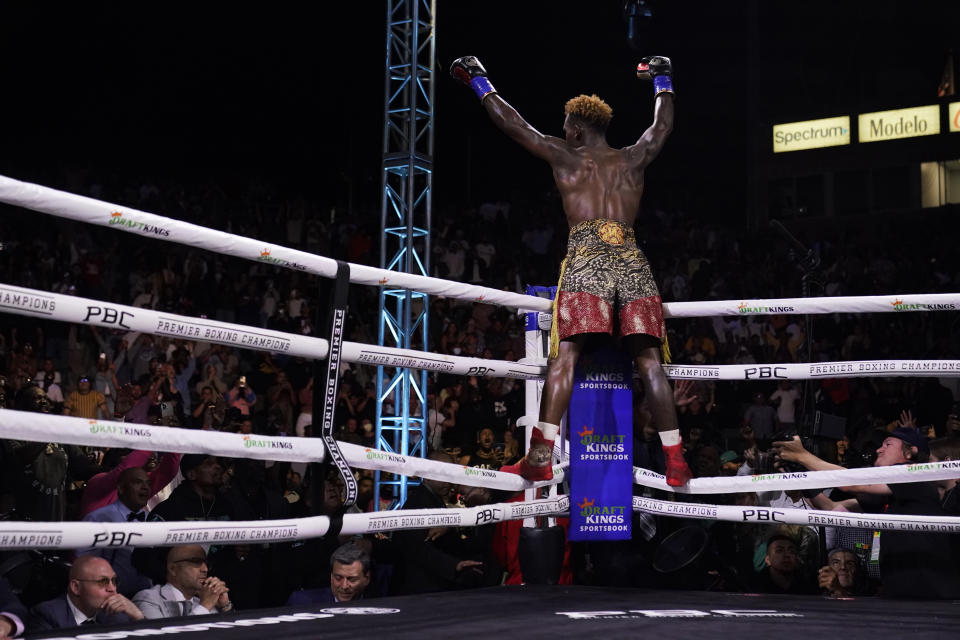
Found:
[743,366,787,379]
[83,306,134,329]
[475,507,503,525]
[466,366,495,377]
[741,508,785,522]
[91,531,143,547]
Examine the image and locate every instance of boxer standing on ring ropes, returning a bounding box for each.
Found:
[451,55,692,486]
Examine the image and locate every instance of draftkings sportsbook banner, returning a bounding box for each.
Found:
[568,347,633,541]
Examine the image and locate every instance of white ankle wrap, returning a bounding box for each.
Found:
[659,429,681,446]
[538,421,560,441]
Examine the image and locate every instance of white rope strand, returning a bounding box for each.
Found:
[0,410,566,492]
[632,462,960,494]
[3,174,958,320]
[663,294,960,318]
[4,284,956,382]
[3,492,959,551]
[0,496,571,549]
[632,496,960,533]
[0,175,553,313]
[663,360,960,380]
[3,410,955,496]
[0,283,546,380]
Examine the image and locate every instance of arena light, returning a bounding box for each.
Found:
[772,116,851,153]
[858,105,940,143]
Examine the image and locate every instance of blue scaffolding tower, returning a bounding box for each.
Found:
[374,0,435,509]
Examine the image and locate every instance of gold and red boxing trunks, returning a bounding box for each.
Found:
[554,219,665,343]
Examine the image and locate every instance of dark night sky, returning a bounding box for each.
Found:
[1,1,957,223]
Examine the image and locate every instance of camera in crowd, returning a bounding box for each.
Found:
[754,430,816,475]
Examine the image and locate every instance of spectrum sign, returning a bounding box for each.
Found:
[950,102,960,133]
[772,116,851,153]
[858,105,940,143]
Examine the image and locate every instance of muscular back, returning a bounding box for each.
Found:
[552,145,644,227]
[482,93,674,229]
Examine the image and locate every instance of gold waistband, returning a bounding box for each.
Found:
[568,219,634,246]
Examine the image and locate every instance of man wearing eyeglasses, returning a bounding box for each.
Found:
[133,545,232,619]
[28,556,144,631]
[63,375,109,420]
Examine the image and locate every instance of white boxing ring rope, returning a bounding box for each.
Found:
[0,175,551,314]
[2,172,960,549]
[630,497,960,534]
[0,283,545,381]
[5,495,960,552]
[2,282,958,383]
[1,409,959,550]
[5,409,960,496]
[0,496,572,550]
[629,461,960,494]
[0,410,566,493]
[2,173,960,319]
[2,409,960,549]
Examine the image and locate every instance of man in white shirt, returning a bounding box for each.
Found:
[133,545,232,619]
[37,372,64,406]
[769,381,801,431]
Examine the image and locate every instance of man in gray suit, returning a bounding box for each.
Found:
[133,545,233,619]
[28,556,144,632]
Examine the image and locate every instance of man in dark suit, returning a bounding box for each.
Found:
[390,452,501,595]
[1,577,27,638]
[28,556,144,632]
[286,542,372,606]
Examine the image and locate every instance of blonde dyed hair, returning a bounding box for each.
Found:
[564,94,613,130]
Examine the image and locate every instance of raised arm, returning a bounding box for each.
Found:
[481,95,570,163]
[450,56,572,165]
[773,436,845,471]
[625,56,675,169]
[772,436,892,496]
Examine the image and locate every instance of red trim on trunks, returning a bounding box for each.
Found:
[556,291,613,340]
[619,295,665,340]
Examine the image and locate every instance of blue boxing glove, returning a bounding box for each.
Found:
[450,56,497,101]
[636,55,674,97]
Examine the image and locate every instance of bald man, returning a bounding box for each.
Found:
[133,545,232,619]
[28,556,143,631]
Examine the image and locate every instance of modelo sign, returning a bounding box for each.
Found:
[858,105,940,143]
[950,102,960,133]
[772,116,850,153]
